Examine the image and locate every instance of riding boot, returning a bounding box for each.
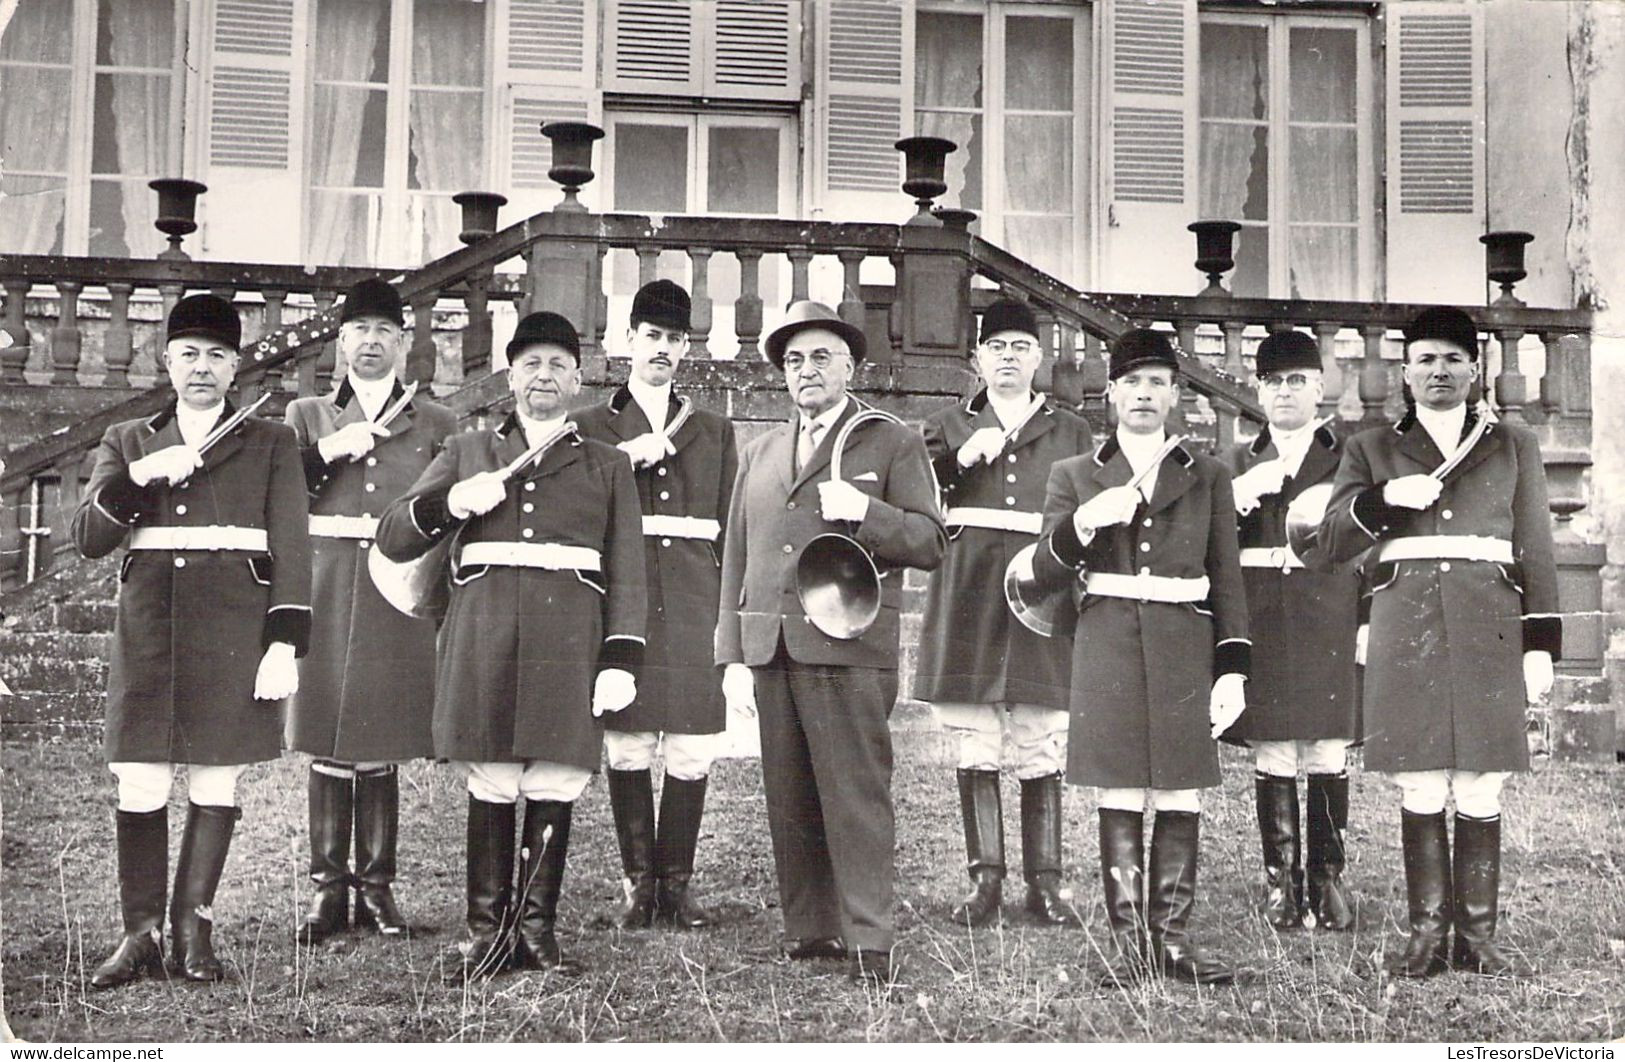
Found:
[168,803,238,983]
[1097,808,1149,986]
[516,799,584,974]
[948,769,1004,927]
[295,765,352,945]
[1389,809,1452,978]
[91,808,168,990]
[1452,814,1532,977]
[1255,774,1304,929]
[447,796,515,981]
[607,768,657,929]
[1305,773,1356,931]
[654,775,718,928]
[1148,810,1235,984]
[1019,773,1077,926]
[353,765,409,936]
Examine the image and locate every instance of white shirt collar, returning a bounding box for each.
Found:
[986,389,1035,431]
[1116,426,1167,500]
[176,401,225,449]
[1414,402,1467,460]
[348,371,397,421]
[803,396,848,436]
[516,407,569,449]
[1269,420,1316,475]
[627,378,672,435]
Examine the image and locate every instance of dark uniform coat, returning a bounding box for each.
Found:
[715,399,948,671]
[1031,436,1250,789]
[1318,410,1559,773]
[283,379,457,761]
[375,415,646,770]
[576,386,737,735]
[71,402,312,765]
[913,390,1092,707]
[1220,422,1360,743]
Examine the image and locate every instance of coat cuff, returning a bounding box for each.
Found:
[1047,513,1091,569]
[1214,638,1252,680]
[264,605,312,657]
[598,635,645,679]
[1522,615,1563,661]
[1351,484,1407,540]
[301,445,337,495]
[410,489,459,541]
[97,468,159,525]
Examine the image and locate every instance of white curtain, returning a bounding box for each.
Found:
[408,1,484,258]
[107,0,173,257]
[308,0,385,264]
[0,0,72,252]
[1198,24,1268,223]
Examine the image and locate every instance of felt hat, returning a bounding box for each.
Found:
[166,294,241,351]
[764,300,867,368]
[507,311,581,363]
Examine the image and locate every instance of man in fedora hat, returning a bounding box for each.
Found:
[1220,330,1361,933]
[914,297,1093,929]
[1319,306,1559,979]
[577,279,738,930]
[72,293,312,988]
[377,310,647,979]
[1022,327,1250,986]
[284,277,458,945]
[716,300,945,987]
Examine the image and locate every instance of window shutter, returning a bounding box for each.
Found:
[604,0,702,94]
[1384,1,1485,302]
[1100,0,1198,294]
[500,0,601,219]
[705,1,801,102]
[815,0,913,221]
[200,0,309,263]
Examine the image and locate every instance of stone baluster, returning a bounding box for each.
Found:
[102,283,134,387]
[2,277,30,383]
[1032,307,1058,393]
[1538,332,1564,421]
[735,249,763,362]
[1313,322,1342,418]
[304,291,338,395]
[460,275,491,379]
[837,249,866,339]
[51,281,83,385]
[152,282,185,377]
[1173,320,1199,365]
[1359,324,1390,425]
[407,291,438,387]
[787,248,812,304]
[636,245,659,288]
[688,247,713,359]
[1492,325,1527,422]
[1216,319,1246,447]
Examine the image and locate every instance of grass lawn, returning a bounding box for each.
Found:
[3,729,1622,1042]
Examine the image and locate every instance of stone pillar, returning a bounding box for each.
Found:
[895,223,970,361]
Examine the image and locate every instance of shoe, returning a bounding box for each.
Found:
[948,769,1004,927]
[1019,774,1078,926]
[1147,810,1235,985]
[1305,773,1356,931]
[1389,809,1451,979]
[784,937,847,961]
[654,775,718,928]
[91,808,168,990]
[447,796,515,982]
[1452,814,1532,977]
[848,948,898,988]
[1097,808,1150,986]
[1255,774,1304,930]
[606,769,657,929]
[167,803,238,983]
[296,765,352,945]
[353,765,410,936]
[516,799,584,975]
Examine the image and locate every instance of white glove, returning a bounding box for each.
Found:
[617,431,675,469]
[956,427,1008,468]
[1355,624,1369,667]
[253,642,299,701]
[1074,485,1141,533]
[819,479,871,523]
[1523,650,1554,705]
[129,444,202,487]
[317,420,390,463]
[447,471,508,519]
[1232,459,1288,514]
[592,668,637,717]
[722,663,757,718]
[1209,673,1248,739]
[1383,474,1443,511]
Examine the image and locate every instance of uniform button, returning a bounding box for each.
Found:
[523,503,535,514]
[787,501,797,510]
[1139,566,1151,576]
[1006,474,1017,484]
[1440,561,1452,573]
[525,482,536,492]
[366,456,378,467]
[783,544,794,554]
[365,483,377,493]
[661,538,672,548]
[660,490,671,501]
[174,557,186,569]
[1007,454,1017,464]
[178,482,189,491]
[1142,518,1152,528]
[657,467,668,477]
[359,541,370,551]
[522,528,534,540]
[361,513,372,520]
[1140,542,1151,552]
[1442,509,1454,520]
[175,504,187,515]
[1005,496,1016,505]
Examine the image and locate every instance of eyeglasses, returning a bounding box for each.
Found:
[782,349,846,372]
[983,339,1038,356]
[1258,372,1315,393]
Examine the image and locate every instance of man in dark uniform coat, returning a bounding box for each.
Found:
[577,280,738,930]
[72,294,312,988]
[715,300,946,986]
[1023,328,1251,985]
[1221,331,1361,932]
[1319,307,1559,979]
[914,297,1092,928]
[377,311,646,978]
[284,278,457,944]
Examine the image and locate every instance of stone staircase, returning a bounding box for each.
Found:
[1,554,118,740]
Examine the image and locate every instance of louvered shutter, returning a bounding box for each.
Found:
[604,0,702,94]
[500,0,601,219]
[815,0,913,220]
[1100,0,1198,293]
[1384,1,1485,302]
[706,1,801,101]
[200,0,309,263]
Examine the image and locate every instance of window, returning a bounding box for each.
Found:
[914,2,1090,282]
[0,0,183,257]
[306,0,489,265]
[1199,11,1372,300]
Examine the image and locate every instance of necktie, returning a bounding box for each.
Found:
[797,420,824,473]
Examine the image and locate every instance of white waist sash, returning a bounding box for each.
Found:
[128,526,268,552]
[641,515,721,540]
[945,506,1043,535]
[1083,572,1210,604]
[458,541,602,571]
[1238,547,1305,571]
[1379,535,1513,565]
[309,514,379,540]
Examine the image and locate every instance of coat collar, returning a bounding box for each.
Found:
[1247,419,1341,492]
[145,396,245,467]
[1247,419,1339,458]
[1090,433,1197,517]
[493,410,585,479]
[604,383,694,448]
[1391,403,1492,474]
[964,388,1056,449]
[331,376,410,430]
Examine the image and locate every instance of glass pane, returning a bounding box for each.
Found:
[89,178,162,257]
[1290,27,1356,123]
[612,123,688,212]
[707,126,779,214]
[413,0,484,87]
[314,0,389,83]
[1,0,73,64]
[408,90,483,190]
[98,0,174,68]
[1199,122,1268,221]
[413,193,462,261]
[915,12,982,109]
[92,73,170,176]
[1005,16,1071,111]
[1004,115,1069,212]
[307,189,378,265]
[311,85,388,187]
[916,111,981,211]
[1200,21,1267,120]
[1004,215,1073,281]
[1289,126,1356,222]
[1288,225,1357,300]
[0,67,71,171]
[1231,224,1269,298]
[0,174,67,254]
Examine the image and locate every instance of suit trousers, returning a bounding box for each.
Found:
[754,639,899,953]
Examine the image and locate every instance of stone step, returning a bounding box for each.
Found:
[44,598,118,634]
[1,690,105,729]
[0,631,112,692]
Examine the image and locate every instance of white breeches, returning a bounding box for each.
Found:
[459,760,593,804]
[1390,769,1507,818]
[1253,740,1350,778]
[1096,787,1202,813]
[933,701,1068,779]
[603,730,721,781]
[109,762,247,812]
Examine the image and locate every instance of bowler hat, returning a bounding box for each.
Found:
[630,279,691,334]
[979,298,1040,345]
[507,311,581,363]
[1255,331,1322,377]
[340,277,405,327]
[1108,328,1179,380]
[764,300,867,369]
[1403,306,1479,358]
[167,294,241,351]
